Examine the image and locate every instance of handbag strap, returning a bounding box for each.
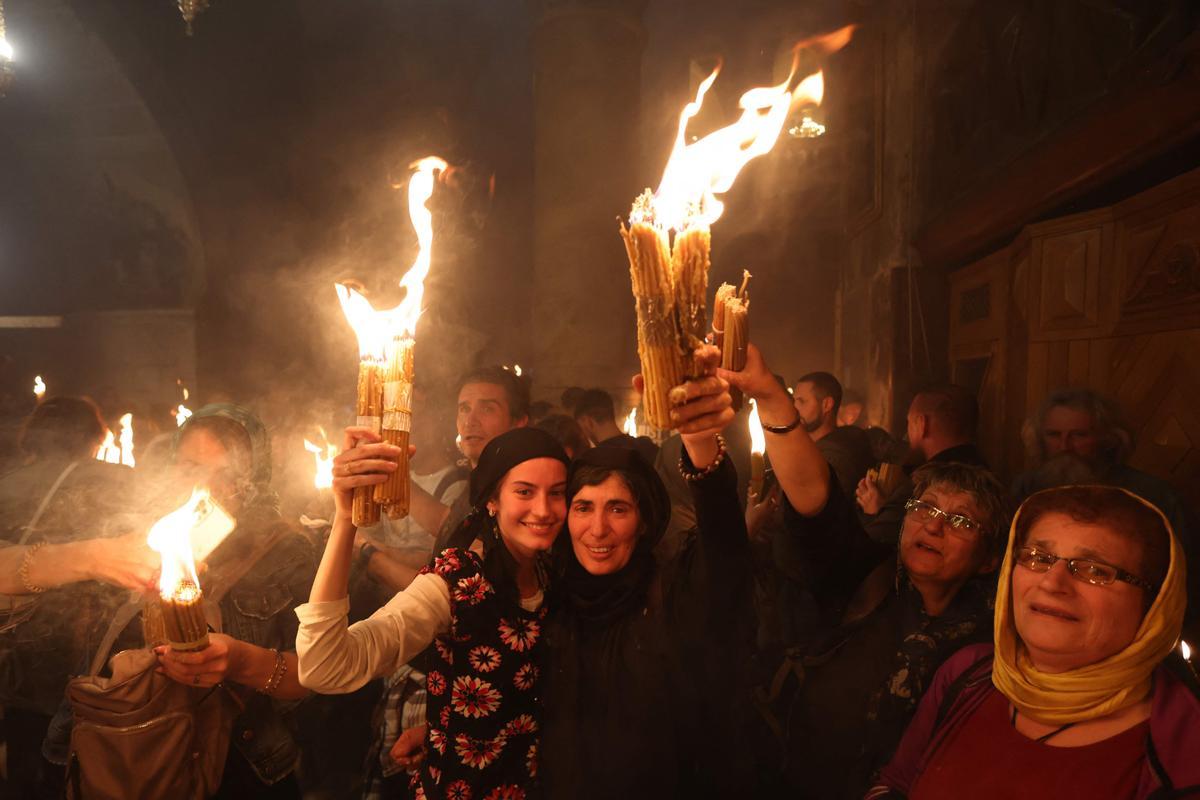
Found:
[19,460,82,545]
[86,526,290,677]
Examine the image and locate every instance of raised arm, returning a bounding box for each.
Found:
[720,344,831,516]
[295,426,450,693]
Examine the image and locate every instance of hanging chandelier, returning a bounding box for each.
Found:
[0,0,14,97]
[177,0,210,36]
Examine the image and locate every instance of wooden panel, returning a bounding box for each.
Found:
[1037,227,1103,334]
[1068,339,1090,386]
[1115,184,1200,330]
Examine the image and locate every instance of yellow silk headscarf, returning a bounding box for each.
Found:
[992,486,1187,725]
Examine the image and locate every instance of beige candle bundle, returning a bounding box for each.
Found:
[374,337,415,517]
[714,272,750,410]
[159,582,209,652]
[671,223,711,374]
[353,361,383,526]
[621,195,686,430]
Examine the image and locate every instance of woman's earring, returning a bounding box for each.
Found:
[488,508,497,518]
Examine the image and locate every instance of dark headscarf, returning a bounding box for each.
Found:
[446,428,569,605]
[559,444,671,625]
[173,403,280,517]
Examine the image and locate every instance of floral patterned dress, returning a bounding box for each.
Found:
[415,548,544,800]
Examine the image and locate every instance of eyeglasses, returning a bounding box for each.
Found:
[904,498,982,535]
[1014,546,1153,590]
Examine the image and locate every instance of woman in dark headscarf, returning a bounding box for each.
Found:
[153,403,319,798]
[297,425,569,799]
[541,345,754,800]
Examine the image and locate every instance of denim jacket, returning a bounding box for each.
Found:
[211,520,318,785]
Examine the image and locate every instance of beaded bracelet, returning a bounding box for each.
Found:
[679,434,728,482]
[19,542,47,594]
[260,649,287,696]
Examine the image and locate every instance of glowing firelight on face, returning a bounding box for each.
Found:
[146,488,235,600]
[304,429,338,491]
[33,375,46,400]
[637,26,854,233]
[337,156,448,361]
[623,407,638,437]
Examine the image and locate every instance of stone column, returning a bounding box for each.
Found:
[529,0,647,403]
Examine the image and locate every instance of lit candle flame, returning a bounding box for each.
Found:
[337,157,447,360]
[146,488,235,600]
[33,375,45,400]
[637,26,854,233]
[96,429,120,464]
[118,412,135,467]
[304,428,338,491]
[623,407,638,437]
[1184,640,1193,661]
[513,364,522,377]
[174,404,193,427]
[748,398,766,456]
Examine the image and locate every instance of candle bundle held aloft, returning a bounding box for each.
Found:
[334,156,446,526]
[621,27,854,429]
[145,488,235,652]
[621,194,688,430]
[713,271,751,410]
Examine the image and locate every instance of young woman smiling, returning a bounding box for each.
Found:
[296,426,569,799]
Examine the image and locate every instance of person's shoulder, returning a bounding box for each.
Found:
[938,642,995,682]
[1150,665,1200,784]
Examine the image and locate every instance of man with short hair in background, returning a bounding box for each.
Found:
[855,384,989,545]
[793,371,873,499]
[573,387,659,465]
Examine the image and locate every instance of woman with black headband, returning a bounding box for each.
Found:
[296,425,569,799]
[541,344,753,800]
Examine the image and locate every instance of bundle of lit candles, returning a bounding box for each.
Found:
[144,488,235,652]
[336,157,446,526]
[621,29,851,430]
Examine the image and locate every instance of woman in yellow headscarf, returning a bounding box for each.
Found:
[866,484,1199,800]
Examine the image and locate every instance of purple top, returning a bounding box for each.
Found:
[869,643,1200,799]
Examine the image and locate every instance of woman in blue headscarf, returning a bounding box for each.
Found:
[154,404,318,798]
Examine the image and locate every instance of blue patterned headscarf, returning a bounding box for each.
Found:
[173,403,279,515]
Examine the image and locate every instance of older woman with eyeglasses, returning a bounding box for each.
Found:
[721,346,1011,798]
[868,485,1199,800]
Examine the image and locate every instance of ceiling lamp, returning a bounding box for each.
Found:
[177,0,210,36]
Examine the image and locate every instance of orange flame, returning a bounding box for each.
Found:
[304,428,338,491]
[96,429,120,464]
[638,26,854,232]
[118,413,135,467]
[748,399,766,456]
[33,375,45,400]
[623,407,638,437]
[337,156,447,361]
[146,488,235,599]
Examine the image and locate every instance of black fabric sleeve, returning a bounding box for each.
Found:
[782,471,891,619]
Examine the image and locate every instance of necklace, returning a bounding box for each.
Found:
[1010,706,1077,744]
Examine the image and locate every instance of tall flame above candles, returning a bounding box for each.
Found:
[336,156,447,525]
[621,26,853,429]
[145,488,235,651]
[748,399,766,501]
[95,413,134,466]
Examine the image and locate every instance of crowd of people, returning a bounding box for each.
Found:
[0,337,1197,799]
